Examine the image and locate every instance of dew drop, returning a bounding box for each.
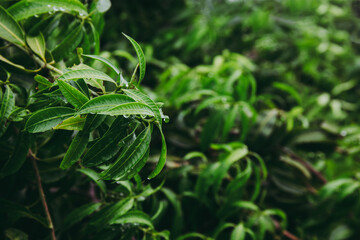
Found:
[34,14,39,18]
[47,4,51,7]
[53,7,59,11]
[123,115,130,118]
[59,7,65,11]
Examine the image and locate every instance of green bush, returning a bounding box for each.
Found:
[1,0,360,240]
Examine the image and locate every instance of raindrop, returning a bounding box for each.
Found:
[340,130,347,137]
[59,7,65,11]
[123,115,130,118]
[53,7,59,11]
[79,13,84,17]
[34,14,39,18]
[47,4,51,7]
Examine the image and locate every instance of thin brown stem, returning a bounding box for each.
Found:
[273,219,300,240]
[29,149,56,240]
[280,147,327,184]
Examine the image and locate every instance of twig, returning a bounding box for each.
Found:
[273,219,300,240]
[280,147,327,184]
[29,149,57,240]
[32,55,63,75]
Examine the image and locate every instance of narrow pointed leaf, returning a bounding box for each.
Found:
[0,85,15,137]
[111,211,153,229]
[90,198,134,226]
[148,126,167,179]
[102,125,152,180]
[0,132,31,178]
[34,75,52,88]
[77,168,106,193]
[58,80,89,109]
[0,5,25,46]
[25,107,75,133]
[231,223,246,240]
[74,78,90,98]
[8,0,88,21]
[82,54,120,75]
[53,115,86,131]
[26,33,46,61]
[0,198,48,228]
[58,69,116,84]
[77,94,135,115]
[122,89,162,125]
[51,24,83,61]
[60,131,89,169]
[122,33,146,84]
[63,202,101,229]
[117,148,149,181]
[104,102,154,117]
[82,117,130,167]
[82,114,106,132]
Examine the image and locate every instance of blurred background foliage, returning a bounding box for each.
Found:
[100,0,360,239]
[1,0,360,239]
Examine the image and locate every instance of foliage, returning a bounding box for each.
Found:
[0,0,167,239]
[1,0,360,240]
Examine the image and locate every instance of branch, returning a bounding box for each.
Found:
[32,55,63,75]
[29,149,57,240]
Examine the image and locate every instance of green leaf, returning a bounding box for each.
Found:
[148,126,167,179]
[231,223,246,240]
[57,80,89,109]
[82,114,106,132]
[0,85,15,137]
[77,94,154,117]
[110,211,153,229]
[51,24,83,61]
[90,198,134,226]
[0,198,48,228]
[122,33,146,84]
[101,124,152,180]
[34,75,52,88]
[117,148,149,181]
[63,202,101,229]
[8,0,88,21]
[122,89,162,125]
[77,168,106,193]
[25,107,75,133]
[82,116,130,167]
[103,102,154,117]
[58,68,116,84]
[53,115,86,131]
[5,228,28,240]
[74,78,90,98]
[0,5,25,46]
[60,131,89,169]
[77,94,134,114]
[82,54,120,75]
[176,233,210,240]
[161,188,183,236]
[26,33,46,61]
[0,132,31,178]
